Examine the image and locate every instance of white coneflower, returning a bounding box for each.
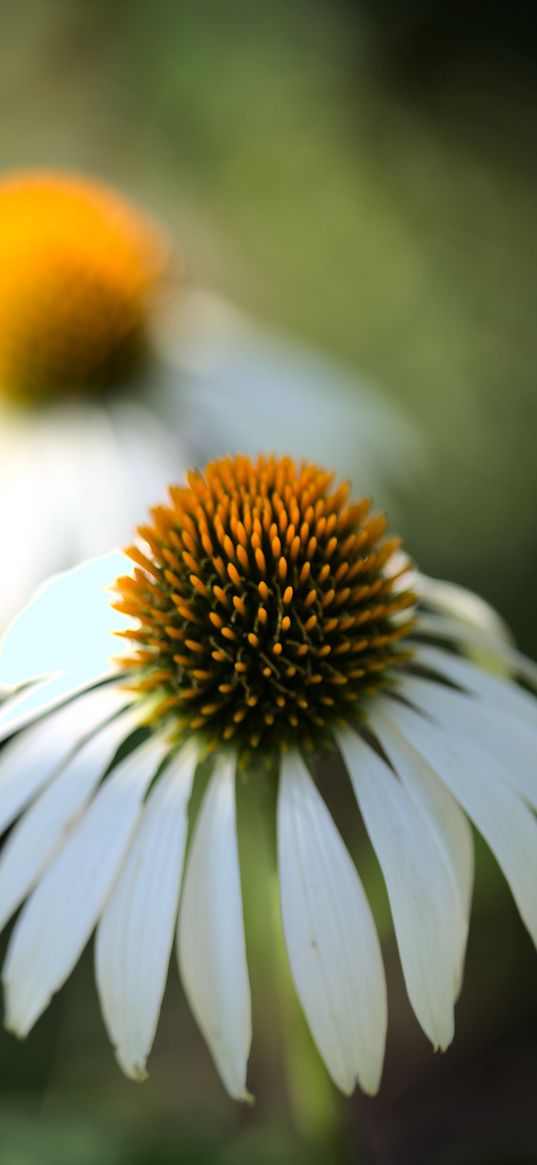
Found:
[0,171,422,628]
[0,454,535,1101]
[0,169,189,625]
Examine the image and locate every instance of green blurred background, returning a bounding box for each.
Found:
[1,2,537,1162]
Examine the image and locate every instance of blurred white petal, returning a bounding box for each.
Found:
[157,290,424,510]
[70,402,187,563]
[0,408,80,629]
[0,401,186,627]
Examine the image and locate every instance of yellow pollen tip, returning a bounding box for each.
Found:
[115,454,416,752]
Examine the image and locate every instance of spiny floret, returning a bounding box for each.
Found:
[115,455,416,752]
[0,170,169,402]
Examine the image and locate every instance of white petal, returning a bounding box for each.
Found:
[369,703,474,991]
[413,644,537,730]
[0,552,134,724]
[91,401,188,559]
[415,613,537,687]
[55,404,176,564]
[0,409,80,627]
[63,408,139,562]
[398,674,537,812]
[278,751,387,1095]
[0,705,141,931]
[95,740,198,1080]
[178,754,251,1100]
[337,727,460,1050]
[0,683,129,827]
[0,677,103,739]
[0,403,184,628]
[381,699,537,949]
[3,736,167,1037]
[416,576,514,646]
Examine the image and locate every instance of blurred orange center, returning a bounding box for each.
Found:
[0,171,169,401]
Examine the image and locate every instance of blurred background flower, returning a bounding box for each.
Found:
[0,169,189,625]
[0,172,169,403]
[0,2,536,1163]
[0,167,420,627]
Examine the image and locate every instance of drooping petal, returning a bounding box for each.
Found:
[381,699,537,949]
[278,751,387,1095]
[414,613,537,688]
[0,552,134,727]
[2,736,167,1037]
[337,727,460,1050]
[413,644,537,731]
[178,754,251,1101]
[369,703,474,991]
[0,677,94,738]
[0,682,129,825]
[416,575,514,646]
[95,740,198,1080]
[398,674,537,812]
[0,704,141,930]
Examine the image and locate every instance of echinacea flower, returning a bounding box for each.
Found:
[2,454,532,1101]
[0,169,187,624]
[0,171,169,402]
[0,168,423,625]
